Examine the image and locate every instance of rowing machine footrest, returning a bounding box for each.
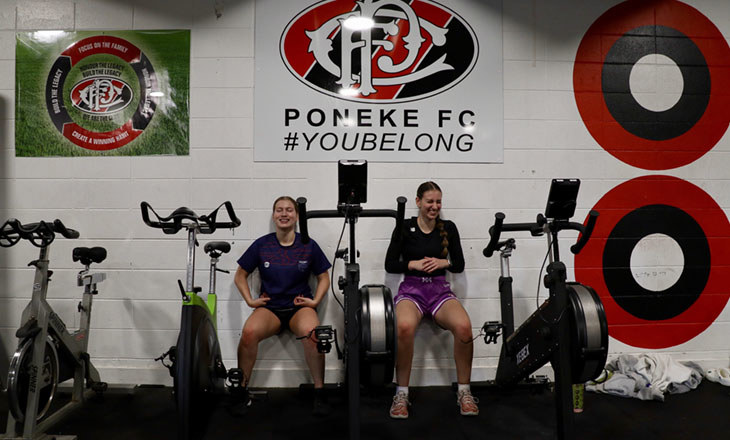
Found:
[482,321,503,344]
[227,368,243,387]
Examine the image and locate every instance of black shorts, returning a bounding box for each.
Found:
[265,306,302,333]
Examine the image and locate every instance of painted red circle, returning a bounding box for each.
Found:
[573,0,730,170]
[574,176,730,348]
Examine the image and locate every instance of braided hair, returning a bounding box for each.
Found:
[416,181,449,258]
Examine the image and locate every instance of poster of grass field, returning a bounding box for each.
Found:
[16,30,190,157]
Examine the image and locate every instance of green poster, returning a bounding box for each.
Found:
[15,30,190,156]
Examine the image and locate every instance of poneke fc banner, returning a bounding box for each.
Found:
[255,0,503,162]
[16,30,190,157]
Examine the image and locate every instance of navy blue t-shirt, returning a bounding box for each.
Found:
[238,233,331,310]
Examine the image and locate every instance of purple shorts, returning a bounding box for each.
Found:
[395,275,457,318]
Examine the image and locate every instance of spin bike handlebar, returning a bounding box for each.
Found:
[0,218,79,248]
[570,210,599,254]
[483,210,599,257]
[296,196,407,245]
[140,201,241,235]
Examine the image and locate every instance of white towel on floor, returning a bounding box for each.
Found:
[586,353,703,401]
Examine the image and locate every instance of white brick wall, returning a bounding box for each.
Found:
[0,0,729,388]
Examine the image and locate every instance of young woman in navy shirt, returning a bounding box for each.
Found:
[235,196,331,415]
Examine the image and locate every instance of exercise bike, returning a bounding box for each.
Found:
[0,219,107,440]
[141,201,241,440]
[481,179,608,440]
[297,160,405,440]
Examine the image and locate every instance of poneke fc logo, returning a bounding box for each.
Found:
[281,0,479,103]
[70,77,133,114]
[45,35,159,151]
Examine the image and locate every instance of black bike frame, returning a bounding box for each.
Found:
[483,210,598,440]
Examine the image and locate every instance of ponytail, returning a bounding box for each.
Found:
[437,219,449,258]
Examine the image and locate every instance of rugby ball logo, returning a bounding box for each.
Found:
[280,0,479,103]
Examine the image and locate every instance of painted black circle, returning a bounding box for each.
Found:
[602,204,710,320]
[602,25,710,141]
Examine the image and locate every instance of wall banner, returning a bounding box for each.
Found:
[16,30,190,157]
[255,0,503,162]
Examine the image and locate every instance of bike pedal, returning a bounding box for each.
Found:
[16,318,40,339]
[92,381,108,394]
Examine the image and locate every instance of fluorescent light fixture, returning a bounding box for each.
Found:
[338,88,359,97]
[343,16,375,31]
[32,31,66,43]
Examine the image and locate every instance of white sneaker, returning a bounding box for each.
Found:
[389,391,410,419]
[457,389,479,416]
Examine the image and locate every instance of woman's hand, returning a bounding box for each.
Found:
[247,293,271,308]
[293,295,318,308]
[409,257,449,273]
[407,258,428,272]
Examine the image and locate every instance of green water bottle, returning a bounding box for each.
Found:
[572,383,584,413]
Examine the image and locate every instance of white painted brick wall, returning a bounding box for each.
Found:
[0,0,729,388]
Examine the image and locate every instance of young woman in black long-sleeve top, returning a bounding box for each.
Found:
[384,181,478,419]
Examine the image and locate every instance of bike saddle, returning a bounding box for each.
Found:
[73,247,107,266]
[204,241,231,255]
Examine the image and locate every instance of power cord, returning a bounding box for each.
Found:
[329,209,349,312]
[536,242,550,311]
[536,241,566,325]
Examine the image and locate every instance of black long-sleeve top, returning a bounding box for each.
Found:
[385,217,465,277]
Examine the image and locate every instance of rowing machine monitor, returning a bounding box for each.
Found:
[338,160,367,205]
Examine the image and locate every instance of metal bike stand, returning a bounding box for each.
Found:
[3,243,106,440]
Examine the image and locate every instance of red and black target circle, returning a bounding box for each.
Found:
[574,0,730,170]
[574,176,730,349]
[603,204,709,320]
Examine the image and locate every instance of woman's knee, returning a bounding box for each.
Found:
[397,319,418,340]
[452,321,473,343]
[240,326,263,348]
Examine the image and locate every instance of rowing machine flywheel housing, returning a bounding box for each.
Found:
[567,282,609,383]
[359,285,397,386]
